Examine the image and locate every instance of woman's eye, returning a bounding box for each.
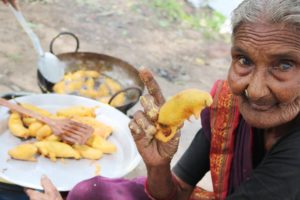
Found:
[238,56,252,66]
[277,62,293,71]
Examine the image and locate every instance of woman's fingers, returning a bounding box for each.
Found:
[140,94,160,122]
[133,110,156,140]
[139,67,165,106]
[129,116,154,147]
[129,120,144,141]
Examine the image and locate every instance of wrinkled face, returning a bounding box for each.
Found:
[228,23,300,128]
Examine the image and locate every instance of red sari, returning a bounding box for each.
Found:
[191,80,252,200]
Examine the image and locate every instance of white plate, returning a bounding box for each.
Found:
[0,94,141,191]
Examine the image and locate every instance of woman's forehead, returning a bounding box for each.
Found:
[232,23,300,53]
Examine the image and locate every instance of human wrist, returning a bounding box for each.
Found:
[145,175,178,200]
[146,164,178,200]
[146,163,172,182]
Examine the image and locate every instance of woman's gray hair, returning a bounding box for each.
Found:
[232,0,300,32]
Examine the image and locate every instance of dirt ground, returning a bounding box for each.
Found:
[0,0,230,94]
[0,0,231,190]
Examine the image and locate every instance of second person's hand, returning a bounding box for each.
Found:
[25,176,63,200]
[129,67,180,168]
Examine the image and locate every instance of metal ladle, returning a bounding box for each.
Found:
[8,3,65,83]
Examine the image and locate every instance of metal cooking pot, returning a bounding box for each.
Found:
[37,32,144,114]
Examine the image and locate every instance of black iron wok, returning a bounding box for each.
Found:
[37,32,144,114]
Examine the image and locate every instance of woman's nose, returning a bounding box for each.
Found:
[246,70,270,100]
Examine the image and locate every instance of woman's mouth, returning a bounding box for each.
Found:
[249,102,275,111]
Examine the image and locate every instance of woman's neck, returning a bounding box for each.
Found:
[263,114,300,151]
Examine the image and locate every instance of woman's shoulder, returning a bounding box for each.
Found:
[246,125,300,198]
[267,125,300,160]
[273,125,300,148]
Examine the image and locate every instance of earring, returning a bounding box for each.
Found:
[245,89,249,98]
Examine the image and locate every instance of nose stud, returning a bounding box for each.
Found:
[245,89,249,98]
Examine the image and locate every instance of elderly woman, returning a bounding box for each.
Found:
[129,0,300,199]
[11,0,300,199]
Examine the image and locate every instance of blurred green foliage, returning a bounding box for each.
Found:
[148,0,226,34]
[74,0,99,6]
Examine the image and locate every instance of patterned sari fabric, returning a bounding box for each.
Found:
[209,80,240,199]
[192,80,253,200]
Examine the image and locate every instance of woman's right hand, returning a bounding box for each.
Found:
[129,67,180,167]
[2,0,18,9]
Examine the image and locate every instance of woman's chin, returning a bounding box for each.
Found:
[239,103,282,129]
[239,98,300,129]
[241,114,277,129]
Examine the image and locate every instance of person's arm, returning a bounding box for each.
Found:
[129,68,188,199]
[227,128,300,200]
[146,129,210,200]
[130,68,211,200]
[146,165,195,200]
[130,68,184,199]
[173,129,210,187]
